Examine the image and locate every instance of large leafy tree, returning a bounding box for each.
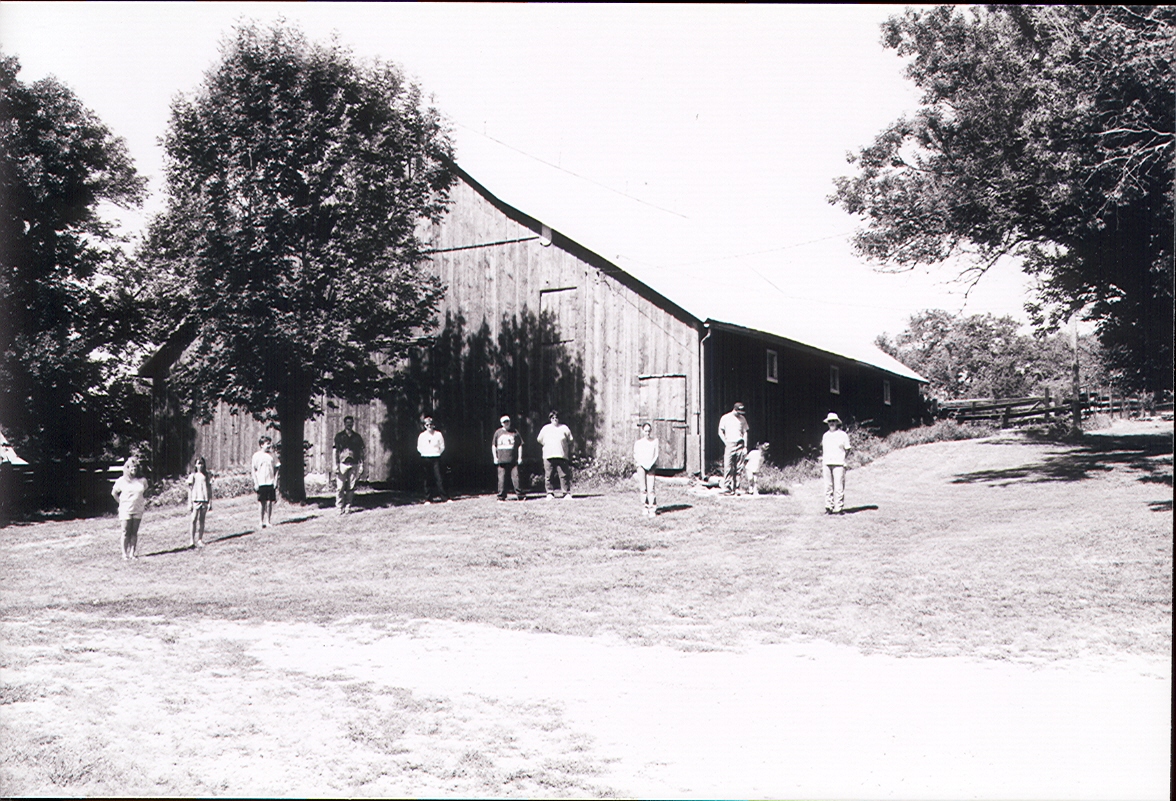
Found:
[144,23,455,501]
[0,53,146,472]
[877,309,1109,402]
[832,6,1174,392]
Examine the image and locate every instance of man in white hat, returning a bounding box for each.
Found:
[821,412,852,514]
[491,414,525,501]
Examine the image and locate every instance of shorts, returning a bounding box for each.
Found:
[256,485,276,503]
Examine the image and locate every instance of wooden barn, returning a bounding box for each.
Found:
[140,161,926,489]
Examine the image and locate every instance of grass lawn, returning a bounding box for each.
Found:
[1,420,1171,798]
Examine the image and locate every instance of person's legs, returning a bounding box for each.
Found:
[511,464,523,500]
[190,505,200,546]
[124,516,141,559]
[544,459,555,497]
[430,458,446,499]
[832,466,846,513]
[637,466,648,510]
[721,445,735,492]
[336,468,348,513]
[497,464,507,500]
[195,503,206,545]
[557,460,572,498]
[824,466,834,512]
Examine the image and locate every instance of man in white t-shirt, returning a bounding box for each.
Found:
[821,413,852,514]
[416,417,449,502]
[717,402,749,494]
[536,410,574,499]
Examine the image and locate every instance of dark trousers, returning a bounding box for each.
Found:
[543,458,572,496]
[497,463,523,499]
[421,457,446,499]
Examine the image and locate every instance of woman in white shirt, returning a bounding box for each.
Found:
[111,458,148,560]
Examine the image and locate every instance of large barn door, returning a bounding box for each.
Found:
[638,374,687,471]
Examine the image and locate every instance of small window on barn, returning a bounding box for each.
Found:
[766,349,778,383]
[829,365,840,395]
[883,379,892,406]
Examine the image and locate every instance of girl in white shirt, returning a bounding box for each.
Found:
[111,458,148,560]
[633,422,660,517]
[186,456,212,549]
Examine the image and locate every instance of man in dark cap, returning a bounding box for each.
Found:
[717,401,749,494]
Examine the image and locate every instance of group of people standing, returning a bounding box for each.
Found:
[112,405,855,560]
[716,401,853,513]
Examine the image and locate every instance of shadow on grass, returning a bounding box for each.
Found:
[277,515,316,526]
[142,544,195,558]
[656,504,692,515]
[1149,499,1172,513]
[952,430,1173,487]
[840,505,879,514]
[208,529,255,544]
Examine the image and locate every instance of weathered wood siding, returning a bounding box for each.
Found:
[188,398,389,480]
[406,174,704,480]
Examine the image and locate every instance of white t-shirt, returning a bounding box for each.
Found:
[187,471,210,503]
[252,450,278,487]
[633,437,659,471]
[718,411,748,447]
[537,423,573,460]
[744,449,764,475]
[821,429,851,466]
[113,475,148,519]
[417,429,446,457]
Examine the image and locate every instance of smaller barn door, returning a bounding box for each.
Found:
[638,374,687,471]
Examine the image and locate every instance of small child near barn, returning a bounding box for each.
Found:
[743,442,769,495]
[111,458,148,560]
[186,456,212,548]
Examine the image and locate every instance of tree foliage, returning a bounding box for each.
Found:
[0,53,146,467]
[143,23,455,500]
[877,309,1109,402]
[832,6,1174,392]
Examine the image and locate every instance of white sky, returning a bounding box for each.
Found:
[0,2,1039,346]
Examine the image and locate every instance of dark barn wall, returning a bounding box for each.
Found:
[703,326,925,468]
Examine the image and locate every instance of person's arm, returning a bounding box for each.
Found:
[438,432,446,456]
[111,478,121,501]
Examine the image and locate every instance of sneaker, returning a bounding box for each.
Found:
[546,494,555,500]
[497,496,507,502]
[516,495,526,502]
[563,493,574,501]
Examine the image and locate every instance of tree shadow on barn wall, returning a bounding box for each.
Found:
[380,310,600,492]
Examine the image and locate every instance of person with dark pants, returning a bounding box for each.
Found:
[537,410,575,500]
[492,414,525,501]
[416,416,449,502]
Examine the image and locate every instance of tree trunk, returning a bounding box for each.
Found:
[276,392,310,503]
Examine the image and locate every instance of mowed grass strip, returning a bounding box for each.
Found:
[3,425,1170,663]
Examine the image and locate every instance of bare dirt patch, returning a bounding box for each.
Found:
[1,423,1170,798]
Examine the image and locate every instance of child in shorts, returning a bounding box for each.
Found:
[251,436,278,528]
[186,456,212,548]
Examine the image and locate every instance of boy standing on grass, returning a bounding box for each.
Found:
[417,417,449,502]
[252,436,279,528]
[821,413,851,514]
[492,415,525,501]
[111,457,147,560]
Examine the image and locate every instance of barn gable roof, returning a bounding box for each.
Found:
[449,157,927,384]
